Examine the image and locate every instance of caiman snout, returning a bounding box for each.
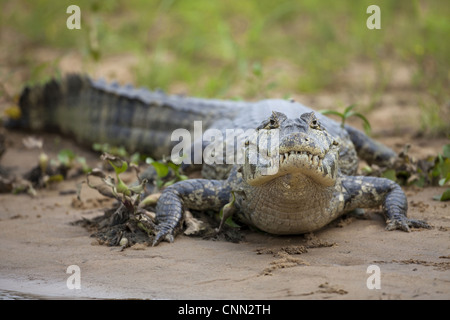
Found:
[278,132,326,157]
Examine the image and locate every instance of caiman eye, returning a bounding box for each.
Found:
[257,111,286,130]
[263,117,279,129]
[310,118,321,130]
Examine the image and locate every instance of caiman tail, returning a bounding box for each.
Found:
[14,74,242,158]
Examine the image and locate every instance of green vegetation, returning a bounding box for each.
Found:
[6,144,92,196]
[319,105,371,135]
[1,1,448,131]
[83,152,188,235]
[92,153,147,212]
[364,143,450,201]
[432,145,450,201]
[92,143,130,159]
[145,157,188,190]
[92,142,188,189]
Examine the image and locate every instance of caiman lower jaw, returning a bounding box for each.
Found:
[243,149,338,187]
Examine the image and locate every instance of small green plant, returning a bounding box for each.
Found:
[432,144,450,201]
[319,105,371,135]
[145,157,188,190]
[434,189,450,202]
[19,138,91,190]
[92,143,129,158]
[218,191,240,229]
[84,153,160,247]
[86,154,188,211]
[363,143,450,201]
[92,143,147,165]
[86,153,147,212]
[55,149,91,174]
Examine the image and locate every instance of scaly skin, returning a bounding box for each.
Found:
[12,74,431,245]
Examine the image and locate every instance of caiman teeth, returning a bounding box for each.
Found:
[278,150,324,166]
[313,155,319,165]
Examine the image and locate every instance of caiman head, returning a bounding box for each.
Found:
[240,111,340,188]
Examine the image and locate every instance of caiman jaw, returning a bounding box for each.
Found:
[279,150,324,168]
[242,144,339,187]
[277,148,338,186]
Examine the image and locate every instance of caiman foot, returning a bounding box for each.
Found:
[385,216,431,232]
[152,227,175,246]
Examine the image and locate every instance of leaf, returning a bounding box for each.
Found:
[146,158,169,178]
[343,104,356,115]
[88,168,107,179]
[441,159,450,179]
[167,162,188,181]
[443,144,450,159]
[130,152,141,165]
[114,146,129,158]
[5,105,21,120]
[163,178,177,188]
[318,109,344,118]
[102,176,116,188]
[349,112,372,135]
[128,178,148,194]
[167,161,181,171]
[76,156,91,173]
[139,193,162,208]
[219,192,240,228]
[362,166,372,174]
[412,175,425,188]
[115,177,131,196]
[382,169,397,182]
[92,143,106,152]
[101,153,128,174]
[57,149,76,166]
[439,173,450,186]
[111,161,128,175]
[441,189,450,201]
[433,188,450,201]
[47,174,64,183]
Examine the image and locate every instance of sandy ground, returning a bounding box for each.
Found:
[0,125,449,300]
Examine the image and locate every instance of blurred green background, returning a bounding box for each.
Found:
[0,0,449,134]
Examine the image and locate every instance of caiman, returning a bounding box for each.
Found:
[10,74,430,245]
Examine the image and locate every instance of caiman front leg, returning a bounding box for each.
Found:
[340,175,431,231]
[153,179,231,245]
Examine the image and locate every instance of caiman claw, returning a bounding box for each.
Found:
[385,216,431,232]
